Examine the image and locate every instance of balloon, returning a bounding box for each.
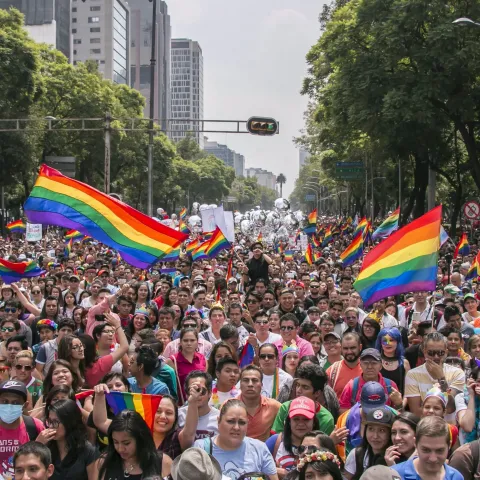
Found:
[171,214,177,220]
[199,204,209,212]
[265,211,280,227]
[156,208,165,215]
[234,214,243,225]
[275,198,290,211]
[188,215,202,227]
[276,225,290,243]
[283,213,299,230]
[208,204,218,210]
[240,220,253,235]
[191,202,200,215]
[293,210,305,223]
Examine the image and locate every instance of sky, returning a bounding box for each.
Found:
[167,0,325,198]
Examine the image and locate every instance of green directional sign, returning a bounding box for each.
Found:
[335,161,365,180]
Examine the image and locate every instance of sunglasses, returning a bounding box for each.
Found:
[15,364,32,371]
[259,354,276,360]
[45,419,61,429]
[255,320,269,326]
[32,290,41,294]
[297,445,319,456]
[1,327,15,332]
[4,308,17,313]
[426,350,446,358]
[280,326,295,331]
[183,324,197,329]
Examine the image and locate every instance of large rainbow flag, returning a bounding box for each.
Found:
[340,234,364,266]
[6,220,26,234]
[24,165,188,269]
[466,252,480,281]
[372,208,400,241]
[0,259,45,283]
[454,232,470,259]
[205,227,230,258]
[354,206,441,306]
[106,391,162,430]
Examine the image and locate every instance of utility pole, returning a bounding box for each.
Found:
[104,112,111,194]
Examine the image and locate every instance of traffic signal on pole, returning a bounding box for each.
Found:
[247,117,278,136]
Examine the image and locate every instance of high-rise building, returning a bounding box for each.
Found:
[299,148,310,170]
[71,0,130,85]
[171,38,204,148]
[246,168,277,191]
[129,0,171,128]
[0,0,72,60]
[203,139,245,177]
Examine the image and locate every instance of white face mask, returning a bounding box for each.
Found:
[0,403,23,424]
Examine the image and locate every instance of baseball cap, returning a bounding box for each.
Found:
[0,380,27,401]
[213,269,223,276]
[464,293,477,302]
[359,466,401,480]
[98,269,109,277]
[323,331,341,341]
[69,275,80,281]
[288,396,316,420]
[193,275,204,281]
[360,348,382,361]
[364,405,396,427]
[444,284,460,295]
[360,381,387,413]
[228,277,238,284]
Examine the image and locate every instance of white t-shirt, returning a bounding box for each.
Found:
[177,406,219,440]
[345,448,371,475]
[257,331,282,346]
[261,368,293,398]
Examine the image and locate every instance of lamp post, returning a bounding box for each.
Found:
[305,182,322,212]
[366,176,386,220]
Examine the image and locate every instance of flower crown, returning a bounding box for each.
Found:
[297,450,341,471]
[282,341,299,355]
[37,319,58,331]
[425,384,449,407]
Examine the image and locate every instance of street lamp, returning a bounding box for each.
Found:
[452,17,480,27]
[305,182,322,212]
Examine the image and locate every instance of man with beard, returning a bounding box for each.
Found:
[326,332,363,398]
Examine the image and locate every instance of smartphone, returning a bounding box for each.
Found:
[412,312,421,323]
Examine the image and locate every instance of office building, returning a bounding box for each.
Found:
[0,0,72,60]
[71,0,130,85]
[171,38,204,148]
[299,148,310,170]
[246,168,277,191]
[129,0,171,127]
[203,139,245,177]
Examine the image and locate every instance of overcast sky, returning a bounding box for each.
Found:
[167,1,324,197]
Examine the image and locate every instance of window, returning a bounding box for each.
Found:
[90,27,101,32]
[100,60,105,64]
[73,39,82,44]
[72,28,77,33]
[90,6,100,11]
[88,17,99,23]
[72,17,77,23]
[73,49,77,55]
[90,38,100,43]
[90,48,101,54]
[72,7,77,12]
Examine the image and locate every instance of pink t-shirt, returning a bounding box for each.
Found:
[85,355,115,387]
[0,417,44,479]
[170,351,206,405]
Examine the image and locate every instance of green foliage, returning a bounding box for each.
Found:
[229,176,276,210]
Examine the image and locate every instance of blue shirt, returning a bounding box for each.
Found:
[392,458,464,480]
[128,377,169,395]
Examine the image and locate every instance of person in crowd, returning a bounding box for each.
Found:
[201,305,226,345]
[269,311,282,335]
[57,334,85,387]
[13,441,55,480]
[360,317,381,349]
[281,343,300,378]
[207,341,238,380]
[295,448,343,480]
[92,321,127,374]
[210,358,240,409]
[128,345,169,394]
[13,350,43,410]
[258,343,293,400]
[440,326,471,362]
[384,412,420,467]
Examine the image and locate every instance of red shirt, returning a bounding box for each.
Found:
[170,351,206,405]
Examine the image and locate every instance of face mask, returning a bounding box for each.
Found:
[0,403,23,424]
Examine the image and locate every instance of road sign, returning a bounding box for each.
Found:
[305,194,316,201]
[463,201,480,220]
[335,161,365,180]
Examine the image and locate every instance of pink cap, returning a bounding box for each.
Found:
[288,396,316,420]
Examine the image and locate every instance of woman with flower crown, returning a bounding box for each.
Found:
[295,449,343,480]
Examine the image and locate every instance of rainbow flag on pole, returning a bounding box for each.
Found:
[6,220,25,234]
[239,343,255,368]
[340,234,364,266]
[354,206,442,306]
[322,226,333,247]
[205,227,230,258]
[466,253,480,281]
[454,232,470,259]
[179,220,190,235]
[353,217,368,238]
[305,243,314,265]
[24,164,188,269]
[192,241,210,261]
[0,259,45,283]
[308,209,317,225]
[105,391,162,431]
[372,208,400,241]
[179,207,187,220]
[64,238,73,257]
[64,229,83,240]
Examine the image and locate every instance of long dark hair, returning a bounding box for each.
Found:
[58,334,85,377]
[99,410,162,479]
[283,414,319,455]
[78,333,97,369]
[39,295,60,320]
[361,318,381,347]
[44,385,76,420]
[43,360,79,396]
[156,394,179,449]
[298,449,343,480]
[207,341,237,378]
[47,399,87,459]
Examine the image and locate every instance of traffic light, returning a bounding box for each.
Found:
[247,117,278,136]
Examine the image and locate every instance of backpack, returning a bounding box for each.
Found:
[350,377,392,407]
[23,415,39,441]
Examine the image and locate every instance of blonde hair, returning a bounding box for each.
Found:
[15,350,34,364]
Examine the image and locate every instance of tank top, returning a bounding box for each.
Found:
[381,362,405,395]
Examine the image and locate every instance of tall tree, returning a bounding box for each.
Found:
[276,173,287,197]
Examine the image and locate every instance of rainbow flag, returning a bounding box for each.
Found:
[454,233,470,259]
[192,241,210,261]
[160,268,177,277]
[6,220,26,234]
[353,217,368,237]
[24,165,188,269]
[440,226,450,247]
[305,243,314,265]
[64,238,73,257]
[64,229,83,240]
[354,206,442,307]
[0,259,45,283]
[257,232,263,242]
[312,235,321,248]
[81,235,92,243]
[284,250,294,261]
[466,253,480,281]
[179,207,187,220]
[162,247,181,262]
[308,209,317,225]
[205,227,231,258]
[185,239,199,254]
[313,249,321,262]
[179,220,190,235]
[372,208,400,241]
[363,221,373,245]
[276,243,284,254]
[239,343,255,368]
[303,225,316,235]
[322,227,333,247]
[106,391,162,430]
[226,255,233,279]
[295,230,301,242]
[340,234,364,266]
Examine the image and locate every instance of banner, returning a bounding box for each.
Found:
[26,224,42,242]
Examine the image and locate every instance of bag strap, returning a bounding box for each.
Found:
[385,378,392,395]
[23,415,39,441]
[170,355,185,405]
[330,361,341,390]
[351,377,360,407]
[203,436,213,456]
[273,433,283,460]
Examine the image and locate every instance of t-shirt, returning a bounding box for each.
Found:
[128,377,169,395]
[265,434,297,471]
[177,406,219,440]
[339,375,398,410]
[257,331,282,346]
[26,377,43,406]
[0,417,45,479]
[261,369,293,399]
[392,457,464,480]
[193,436,277,480]
[327,360,363,398]
[50,441,98,480]
[84,355,114,388]
[449,441,480,480]
[35,339,58,376]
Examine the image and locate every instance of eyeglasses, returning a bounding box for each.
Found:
[32,291,41,294]
[45,419,61,429]
[255,320,269,326]
[15,364,32,371]
[426,350,446,358]
[246,299,258,304]
[1,327,15,332]
[297,445,318,456]
[259,354,276,360]
[183,324,197,329]
[280,326,296,332]
[71,344,84,351]
[324,340,340,346]
[4,308,17,314]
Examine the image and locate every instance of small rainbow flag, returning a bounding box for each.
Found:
[284,250,294,261]
[353,217,368,237]
[0,259,45,283]
[192,241,210,261]
[276,243,284,254]
[257,232,263,242]
[179,207,187,220]
[64,229,83,240]
[24,165,188,269]
[322,227,333,247]
[81,235,93,243]
[454,233,470,259]
[354,206,442,306]
[312,235,321,248]
[6,220,26,234]
[162,247,181,262]
[303,225,316,235]
[205,227,231,258]
[185,239,199,254]
[295,230,301,242]
[305,243,314,265]
[372,208,400,241]
[440,226,450,247]
[64,238,73,257]
[160,267,177,277]
[179,220,190,235]
[308,209,317,225]
[239,343,255,368]
[106,391,162,431]
[466,253,480,281]
[340,234,364,266]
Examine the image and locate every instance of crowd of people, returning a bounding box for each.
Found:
[0,227,480,480]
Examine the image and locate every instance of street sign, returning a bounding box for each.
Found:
[305,194,316,201]
[335,161,364,180]
[463,201,480,220]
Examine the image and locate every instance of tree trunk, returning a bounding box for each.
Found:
[412,152,429,218]
[457,121,480,191]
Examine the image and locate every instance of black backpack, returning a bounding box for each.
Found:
[23,415,39,441]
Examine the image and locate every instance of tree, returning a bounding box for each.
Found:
[276,173,286,197]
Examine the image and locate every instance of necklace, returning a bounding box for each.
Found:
[123,462,137,478]
[381,353,398,367]
[211,381,239,408]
